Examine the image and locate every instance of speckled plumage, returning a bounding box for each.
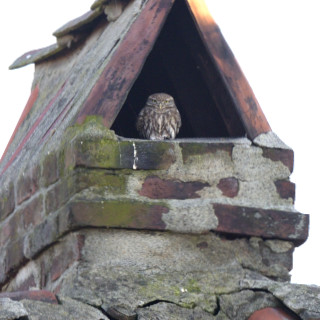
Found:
[136,93,181,140]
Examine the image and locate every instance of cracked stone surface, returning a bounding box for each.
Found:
[53,229,293,312]
[22,296,109,320]
[136,302,215,319]
[240,279,320,319]
[218,290,279,319]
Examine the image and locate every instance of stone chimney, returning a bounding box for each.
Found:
[0,0,318,319]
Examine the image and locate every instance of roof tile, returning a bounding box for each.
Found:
[9,44,66,70]
[53,8,104,38]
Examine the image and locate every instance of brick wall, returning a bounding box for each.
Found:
[0,119,314,318]
[0,120,308,290]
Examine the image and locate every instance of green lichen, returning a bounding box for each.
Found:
[66,115,117,140]
[50,115,119,174]
[77,169,127,194]
[179,142,233,164]
[186,279,201,294]
[69,199,169,230]
[137,273,217,313]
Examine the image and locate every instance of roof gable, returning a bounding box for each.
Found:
[1,0,271,176]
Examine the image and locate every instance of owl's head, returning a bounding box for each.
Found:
[146,93,175,109]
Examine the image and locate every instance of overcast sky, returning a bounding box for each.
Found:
[1,1,319,285]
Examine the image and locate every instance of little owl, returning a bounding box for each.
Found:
[136,93,181,140]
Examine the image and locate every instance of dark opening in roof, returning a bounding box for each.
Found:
[111,0,246,138]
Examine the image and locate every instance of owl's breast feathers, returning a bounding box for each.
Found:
[136,105,181,140]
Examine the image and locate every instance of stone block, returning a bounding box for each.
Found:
[19,295,108,319]
[219,290,279,319]
[0,298,28,319]
[241,279,320,320]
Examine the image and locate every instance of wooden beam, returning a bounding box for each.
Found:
[76,0,175,127]
[185,0,271,139]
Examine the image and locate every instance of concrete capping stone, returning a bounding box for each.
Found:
[253,132,291,150]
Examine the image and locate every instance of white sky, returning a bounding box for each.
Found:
[1,1,319,285]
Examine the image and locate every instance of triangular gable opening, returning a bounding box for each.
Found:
[111,0,246,139]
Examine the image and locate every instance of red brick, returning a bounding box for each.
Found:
[22,194,44,230]
[23,214,59,259]
[45,176,76,214]
[50,234,84,282]
[217,177,239,198]
[0,210,23,247]
[262,148,294,173]
[213,203,309,245]
[5,237,26,276]
[139,176,209,199]
[196,241,209,249]
[0,196,43,250]
[0,219,12,247]
[68,200,169,231]
[275,180,295,201]
[249,307,300,320]
[0,290,58,304]
[12,273,37,291]
[16,165,40,205]
[74,139,176,170]
[42,151,59,186]
[0,182,15,221]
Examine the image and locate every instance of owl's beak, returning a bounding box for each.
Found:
[159,103,163,109]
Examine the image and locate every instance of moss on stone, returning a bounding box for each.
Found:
[180,142,233,163]
[77,170,127,194]
[137,273,217,313]
[186,279,202,294]
[68,199,169,230]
